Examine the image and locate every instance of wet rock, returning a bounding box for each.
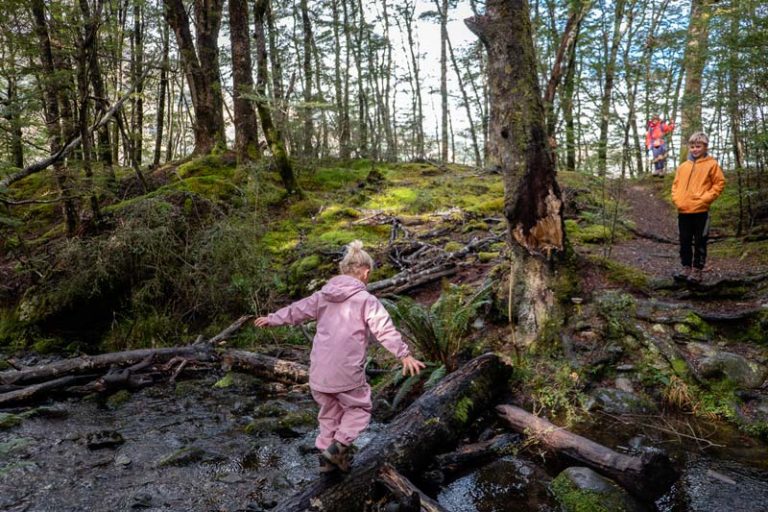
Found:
[114,453,132,466]
[129,492,154,509]
[588,387,656,414]
[699,352,767,389]
[551,466,644,512]
[437,456,552,511]
[85,430,125,450]
[245,410,315,438]
[615,377,634,393]
[676,459,768,512]
[157,446,225,467]
[0,436,32,457]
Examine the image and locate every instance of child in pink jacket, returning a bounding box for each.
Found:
[253,240,425,472]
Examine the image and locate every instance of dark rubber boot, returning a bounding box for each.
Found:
[321,441,352,473]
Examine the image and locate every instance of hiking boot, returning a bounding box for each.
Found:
[318,454,336,474]
[688,268,703,284]
[321,441,352,473]
[673,266,692,281]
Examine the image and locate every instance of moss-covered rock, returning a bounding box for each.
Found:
[0,412,22,430]
[106,390,132,409]
[551,467,643,512]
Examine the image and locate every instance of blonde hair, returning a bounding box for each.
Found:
[688,132,709,145]
[339,240,374,275]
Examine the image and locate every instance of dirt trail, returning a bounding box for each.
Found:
[611,179,766,283]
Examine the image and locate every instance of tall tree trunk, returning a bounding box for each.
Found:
[727,11,747,236]
[76,0,102,224]
[404,1,424,160]
[266,0,287,140]
[4,75,24,169]
[467,0,564,347]
[331,0,348,159]
[439,0,449,163]
[560,14,581,172]
[163,0,225,155]
[228,0,261,163]
[381,0,396,162]
[131,0,144,165]
[680,0,713,161]
[254,0,299,196]
[299,0,314,158]
[436,0,482,168]
[597,0,626,176]
[31,0,78,237]
[154,18,169,167]
[353,0,368,158]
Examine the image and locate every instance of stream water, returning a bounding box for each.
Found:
[1,373,767,512]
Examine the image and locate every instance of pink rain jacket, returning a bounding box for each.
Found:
[266,275,411,393]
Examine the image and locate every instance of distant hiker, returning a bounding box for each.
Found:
[253,240,425,473]
[671,132,726,284]
[646,115,675,175]
[651,138,668,176]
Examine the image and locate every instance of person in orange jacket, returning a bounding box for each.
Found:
[671,132,726,284]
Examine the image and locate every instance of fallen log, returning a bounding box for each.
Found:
[0,374,99,407]
[274,353,511,512]
[220,349,309,385]
[496,404,677,500]
[434,433,519,475]
[378,463,448,512]
[0,345,217,386]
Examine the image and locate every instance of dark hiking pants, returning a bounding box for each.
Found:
[678,212,709,269]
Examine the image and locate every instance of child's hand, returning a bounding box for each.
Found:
[401,355,426,377]
[253,317,270,327]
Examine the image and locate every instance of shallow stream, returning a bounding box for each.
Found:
[1,373,766,512]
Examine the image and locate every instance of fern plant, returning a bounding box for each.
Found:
[384,282,491,372]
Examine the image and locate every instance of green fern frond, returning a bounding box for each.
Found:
[424,365,447,389]
[392,371,425,410]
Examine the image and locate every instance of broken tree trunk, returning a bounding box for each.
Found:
[497,404,677,500]
[221,349,308,385]
[378,463,448,512]
[274,353,511,512]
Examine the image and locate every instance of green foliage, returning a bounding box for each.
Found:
[550,472,617,512]
[595,292,638,340]
[391,371,425,410]
[525,359,587,425]
[454,396,474,424]
[384,283,490,371]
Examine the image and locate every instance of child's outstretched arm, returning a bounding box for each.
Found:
[253,293,320,328]
[365,297,425,376]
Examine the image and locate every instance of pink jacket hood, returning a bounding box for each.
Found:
[267,275,411,393]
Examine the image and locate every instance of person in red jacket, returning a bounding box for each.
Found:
[646,115,675,175]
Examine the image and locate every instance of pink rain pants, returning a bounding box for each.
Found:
[311,384,372,450]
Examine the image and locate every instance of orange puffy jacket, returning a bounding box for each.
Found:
[671,155,726,214]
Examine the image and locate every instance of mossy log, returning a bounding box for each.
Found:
[497,404,677,500]
[378,463,448,512]
[273,353,511,512]
[0,375,98,407]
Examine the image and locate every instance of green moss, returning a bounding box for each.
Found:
[592,257,648,289]
[444,241,463,253]
[288,254,322,284]
[30,337,64,354]
[454,396,474,424]
[0,413,22,430]
[106,389,132,409]
[304,167,369,191]
[318,205,361,221]
[477,252,499,262]
[213,373,234,388]
[551,472,615,512]
[177,154,234,179]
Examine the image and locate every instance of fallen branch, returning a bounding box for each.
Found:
[0,374,99,407]
[220,349,308,385]
[496,404,677,500]
[378,463,448,512]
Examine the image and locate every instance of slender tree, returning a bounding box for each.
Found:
[228,0,260,163]
[467,0,565,347]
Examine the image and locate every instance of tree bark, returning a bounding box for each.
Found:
[497,404,678,500]
[597,0,627,177]
[439,0,449,163]
[163,0,225,155]
[221,350,308,385]
[30,0,79,237]
[466,0,564,346]
[680,0,714,160]
[378,464,448,512]
[154,18,169,167]
[299,0,314,158]
[274,353,511,512]
[254,0,299,195]
[228,0,261,163]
